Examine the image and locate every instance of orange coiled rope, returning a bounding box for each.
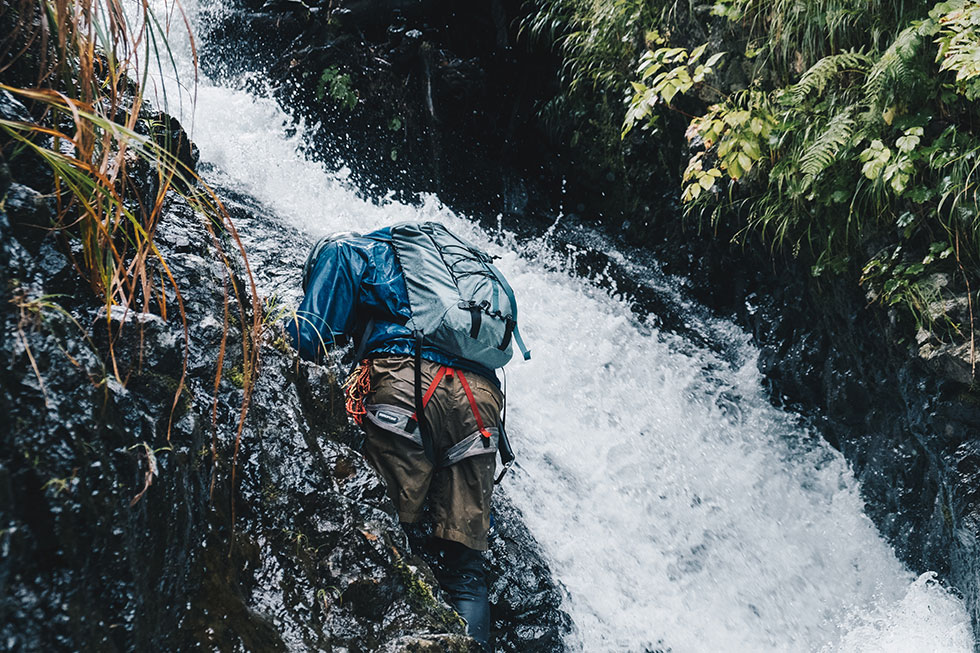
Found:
[343,360,371,424]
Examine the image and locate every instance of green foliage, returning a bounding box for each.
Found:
[860,242,956,328]
[529,0,980,338]
[624,40,725,137]
[612,0,980,335]
[863,19,935,110]
[800,110,856,182]
[935,1,980,99]
[710,0,924,77]
[519,0,672,170]
[787,50,872,103]
[316,67,357,110]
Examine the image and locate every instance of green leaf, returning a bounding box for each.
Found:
[683,182,702,202]
[741,137,762,160]
[727,154,744,179]
[896,133,921,152]
[737,151,753,173]
[896,211,915,227]
[723,110,751,127]
[641,62,663,80]
[906,263,925,275]
[689,43,708,64]
[889,170,909,194]
[907,186,934,203]
[705,52,726,68]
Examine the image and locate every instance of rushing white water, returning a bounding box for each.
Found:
[144,4,975,650]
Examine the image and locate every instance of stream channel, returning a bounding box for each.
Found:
[147,0,977,649]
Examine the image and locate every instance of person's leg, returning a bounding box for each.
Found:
[428,368,500,550]
[363,359,499,648]
[434,538,490,648]
[359,356,438,522]
[426,370,501,649]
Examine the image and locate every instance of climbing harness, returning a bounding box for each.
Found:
[410,365,493,444]
[362,362,515,481]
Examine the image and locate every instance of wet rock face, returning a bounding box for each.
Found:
[485,495,572,651]
[196,0,563,221]
[0,153,569,649]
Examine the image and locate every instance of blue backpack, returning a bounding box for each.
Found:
[375,222,527,476]
[381,221,530,368]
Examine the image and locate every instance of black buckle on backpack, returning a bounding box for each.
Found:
[498,317,515,351]
[460,300,483,340]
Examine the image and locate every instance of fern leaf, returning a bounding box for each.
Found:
[788,50,871,103]
[800,110,856,182]
[864,23,929,107]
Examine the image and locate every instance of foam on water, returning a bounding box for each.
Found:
[143,3,975,649]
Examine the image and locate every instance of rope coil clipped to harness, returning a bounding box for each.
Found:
[343,360,371,425]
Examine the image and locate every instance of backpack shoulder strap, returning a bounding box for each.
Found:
[413,331,436,464]
[486,261,531,360]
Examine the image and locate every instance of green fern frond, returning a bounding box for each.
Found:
[864,22,931,107]
[800,110,856,182]
[788,50,871,103]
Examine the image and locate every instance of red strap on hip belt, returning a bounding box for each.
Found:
[412,365,493,442]
[455,370,494,443]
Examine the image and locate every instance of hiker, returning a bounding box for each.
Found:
[287,221,528,649]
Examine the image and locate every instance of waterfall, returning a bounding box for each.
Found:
[145,3,975,650]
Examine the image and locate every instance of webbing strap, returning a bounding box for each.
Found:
[498,318,514,351]
[469,308,482,339]
[485,260,530,361]
[455,370,494,447]
[413,332,436,464]
[414,365,450,418]
[486,261,517,317]
[512,323,531,361]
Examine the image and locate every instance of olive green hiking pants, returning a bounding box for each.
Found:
[359,355,502,551]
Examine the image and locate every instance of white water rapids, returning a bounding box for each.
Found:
[145,3,975,650]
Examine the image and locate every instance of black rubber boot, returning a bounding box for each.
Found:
[453,596,490,647]
[435,539,491,651]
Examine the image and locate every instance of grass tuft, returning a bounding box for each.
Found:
[1,0,262,514]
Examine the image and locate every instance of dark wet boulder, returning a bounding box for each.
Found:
[487,495,572,651]
[0,140,570,650]
[196,0,560,221]
[0,185,477,650]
